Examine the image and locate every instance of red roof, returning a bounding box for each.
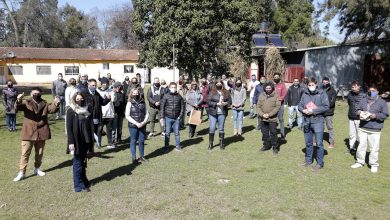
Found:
[0,47,138,61]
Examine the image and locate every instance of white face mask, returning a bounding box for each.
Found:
[170,88,177,93]
[308,86,316,92]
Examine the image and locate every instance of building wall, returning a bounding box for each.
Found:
[150,67,180,84]
[0,60,143,85]
[304,42,390,88]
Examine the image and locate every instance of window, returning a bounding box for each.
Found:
[36,66,51,75]
[64,66,79,75]
[9,66,23,75]
[124,65,134,73]
[103,63,110,70]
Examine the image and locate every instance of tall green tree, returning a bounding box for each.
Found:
[271,0,314,49]
[318,0,390,41]
[132,0,260,77]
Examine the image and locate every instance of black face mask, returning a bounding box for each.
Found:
[154,83,160,88]
[323,84,330,89]
[76,100,86,107]
[202,82,207,86]
[216,85,223,90]
[236,83,242,87]
[32,94,41,102]
[8,84,13,88]
[134,95,141,101]
[70,82,76,86]
[274,79,280,83]
[125,78,129,82]
[132,81,138,85]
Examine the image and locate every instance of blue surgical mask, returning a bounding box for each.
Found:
[89,87,96,92]
[369,91,378,97]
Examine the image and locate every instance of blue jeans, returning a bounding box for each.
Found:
[129,126,146,160]
[288,106,302,128]
[56,96,65,117]
[303,122,325,167]
[165,117,180,147]
[73,151,89,192]
[6,113,16,130]
[249,97,254,117]
[112,114,124,142]
[209,114,226,134]
[232,109,244,130]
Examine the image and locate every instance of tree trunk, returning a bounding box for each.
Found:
[1,0,20,46]
[22,0,31,47]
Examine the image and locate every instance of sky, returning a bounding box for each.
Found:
[58,0,345,43]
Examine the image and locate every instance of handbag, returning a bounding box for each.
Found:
[188,109,202,125]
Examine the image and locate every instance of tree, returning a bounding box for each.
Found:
[132,0,260,78]
[318,0,390,41]
[271,0,314,49]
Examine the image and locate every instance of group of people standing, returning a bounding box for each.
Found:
[5,71,388,192]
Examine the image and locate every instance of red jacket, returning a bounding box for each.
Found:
[274,83,287,103]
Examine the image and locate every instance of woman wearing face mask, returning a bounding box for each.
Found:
[66,92,95,192]
[351,85,389,173]
[258,82,281,154]
[185,81,203,138]
[231,80,246,136]
[207,79,232,150]
[298,77,330,172]
[2,80,18,132]
[126,88,149,164]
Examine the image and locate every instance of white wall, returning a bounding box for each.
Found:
[150,67,180,84]
[5,61,141,84]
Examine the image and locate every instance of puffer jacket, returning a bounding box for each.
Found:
[207,91,232,116]
[323,85,337,116]
[347,91,367,120]
[298,88,330,124]
[160,92,185,119]
[257,91,281,122]
[357,96,389,132]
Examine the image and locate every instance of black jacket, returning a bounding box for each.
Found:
[160,92,185,119]
[207,91,232,116]
[113,92,126,117]
[128,99,147,128]
[285,85,304,106]
[347,91,367,120]
[323,86,337,116]
[66,108,94,155]
[147,86,165,109]
[85,91,110,120]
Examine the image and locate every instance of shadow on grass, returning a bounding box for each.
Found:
[145,146,174,160]
[89,162,139,185]
[181,136,203,149]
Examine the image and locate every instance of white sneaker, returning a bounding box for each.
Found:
[107,145,116,149]
[13,171,25,182]
[33,168,46,176]
[351,163,363,169]
[371,166,378,173]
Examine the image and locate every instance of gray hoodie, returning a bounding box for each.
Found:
[231,87,246,111]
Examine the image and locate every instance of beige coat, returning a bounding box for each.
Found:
[257,91,281,122]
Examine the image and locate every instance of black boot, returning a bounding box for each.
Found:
[208,133,214,150]
[219,133,225,150]
[273,146,279,154]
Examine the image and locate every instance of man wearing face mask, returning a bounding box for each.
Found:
[2,80,18,132]
[147,77,165,137]
[97,77,115,149]
[160,82,185,152]
[322,77,337,148]
[273,73,287,140]
[285,78,304,130]
[13,87,61,182]
[258,82,281,154]
[122,76,130,98]
[351,85,389,173]
[253,76,266,130]
[346,81,367,153]
[248,74,260,119]
[298,77,329,172]
[76,74,89,94]
[84,79,110,148]
[52,73,67,120]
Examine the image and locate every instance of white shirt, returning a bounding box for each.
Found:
[125,101,149,125]
[65,86,77,107]
[248,80,260,98]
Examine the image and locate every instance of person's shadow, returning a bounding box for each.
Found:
[89,162,139,185]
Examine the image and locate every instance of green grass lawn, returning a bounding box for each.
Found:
[0,93,389,219]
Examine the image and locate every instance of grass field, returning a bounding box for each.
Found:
[0,91,389,219]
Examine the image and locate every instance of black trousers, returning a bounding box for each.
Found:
[98,118,113,145]
[260,121,278,148]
